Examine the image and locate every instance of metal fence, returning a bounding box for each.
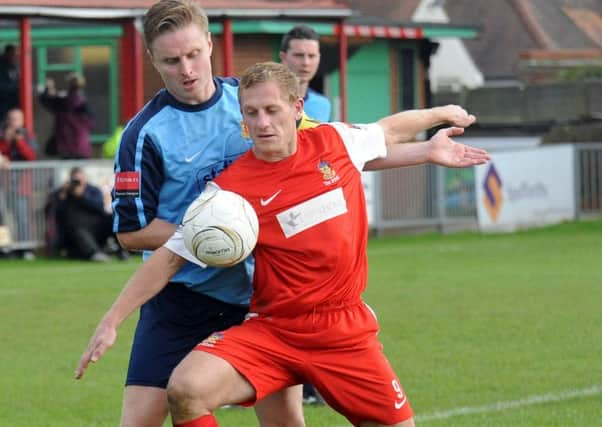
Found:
[370,163,478,236]
[1,146,601,253]
[0,159,113,252]
[371,143,602,235]
[0,162,54,250]
[576,143,602,217]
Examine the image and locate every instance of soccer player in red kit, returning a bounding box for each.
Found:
[77,61,486,426]
[159,62,489,427]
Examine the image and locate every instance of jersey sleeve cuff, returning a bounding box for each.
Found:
[163,225,207,268]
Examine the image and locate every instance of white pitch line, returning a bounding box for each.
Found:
[333,385,602,426]
[416,385,602,422]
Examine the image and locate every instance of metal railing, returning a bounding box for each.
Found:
[372,144,602,235]
[576,143,602,217]
[0,160,113,251]
[370,164,478,235]
[0,163,55,250]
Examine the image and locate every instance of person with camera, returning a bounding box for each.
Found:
[0,108,37,249]
[0,107,37,164]
[39,74,95,159]
[53,167,126,262]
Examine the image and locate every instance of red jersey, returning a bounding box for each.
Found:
[214,123,386,316]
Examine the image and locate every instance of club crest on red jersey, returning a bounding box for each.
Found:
[318,160,340,185]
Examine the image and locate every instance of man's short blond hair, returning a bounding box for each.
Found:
[239,62,301,104]
[143,0,209,51]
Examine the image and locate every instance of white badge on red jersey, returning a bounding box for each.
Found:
[276,188,348,238]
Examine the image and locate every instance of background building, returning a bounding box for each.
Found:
[0,0,477,156]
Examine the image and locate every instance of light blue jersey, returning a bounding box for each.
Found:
[113,77,253,305]
[304,88,331,122]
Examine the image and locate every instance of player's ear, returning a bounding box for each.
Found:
[147,49,160,72]
[294,98,304,120]
[207,32,213,56]
[279,51,286,62]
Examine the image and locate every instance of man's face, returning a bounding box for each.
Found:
[71,170,87,187]
[279,39,321,87]
[240,81,303,162]
[6,109,24,130]
[149,24,214,105]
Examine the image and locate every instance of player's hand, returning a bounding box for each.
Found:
[427,127,490,168]
[440,104,476,128]
[74,319,117,379]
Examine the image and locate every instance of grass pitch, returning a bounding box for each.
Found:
[1,219,601,426]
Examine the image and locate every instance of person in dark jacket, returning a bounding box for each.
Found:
[0,44,19,123]
[39,73,95,159]
[54,167,126,262]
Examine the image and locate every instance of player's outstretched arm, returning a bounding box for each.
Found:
[373,127,489,169]
[365,105,476,171]
[74,247,186,379]
[427,127,490,167]
[382,104,476,143]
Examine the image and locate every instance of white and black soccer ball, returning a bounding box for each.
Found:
[182,189,259,268]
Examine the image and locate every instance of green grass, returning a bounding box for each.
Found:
[1,219,601,426]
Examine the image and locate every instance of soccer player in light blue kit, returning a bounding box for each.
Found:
[74,1,305,426]
[280,25,331,122]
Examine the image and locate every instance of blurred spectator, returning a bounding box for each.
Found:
[0,108,37,252]
[39,73,95,159]
[47,166,128,262]
[280,25,331,122]
[0,108,37,162]
[0,44,19,123]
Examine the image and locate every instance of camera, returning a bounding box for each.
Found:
[68,178,82,193]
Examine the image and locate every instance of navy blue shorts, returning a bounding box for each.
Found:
[125,282,248,388]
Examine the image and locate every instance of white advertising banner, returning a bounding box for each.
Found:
[475,145,575,232]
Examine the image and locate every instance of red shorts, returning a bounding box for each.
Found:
[194,302,413,426]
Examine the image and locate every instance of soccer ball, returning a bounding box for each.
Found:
[182,189,259,268]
